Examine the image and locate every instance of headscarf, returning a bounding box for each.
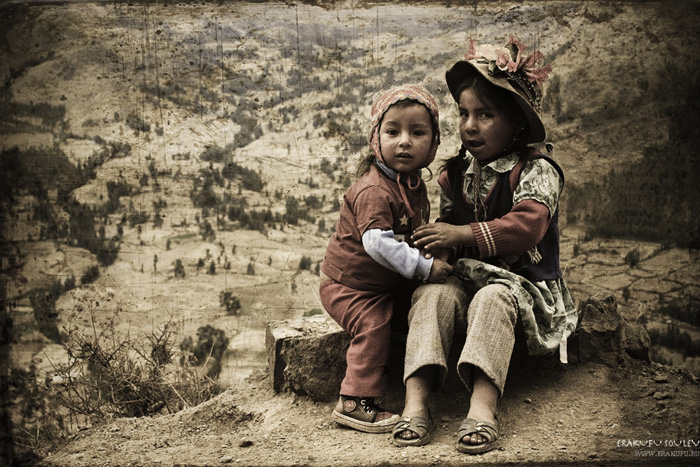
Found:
[368,84,440,168]
[367,84,440,217]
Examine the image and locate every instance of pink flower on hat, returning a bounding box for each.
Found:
[465,35,552,86]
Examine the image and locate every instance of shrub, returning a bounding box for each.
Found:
[220,291,241,315]
[284,197,302,225]
[624,248,641,267]
[299,255,312,271]
[303,308,323,317]
[81,265,100,285]
[29,289,61,343]
[54,318,219,420]
[173,259,186,278]
[179,325,229,378]
[96,239,120,267]
[126,112,150,133]
[8,313,221,461]
[199,220,216,241]
[128,210,149,227]
[657,300,700,327]
[199,145,227,162]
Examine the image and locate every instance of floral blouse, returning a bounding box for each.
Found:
[442,151,578,359]
[440,151,563,220]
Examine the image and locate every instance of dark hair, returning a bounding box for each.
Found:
[441,74,530,174]
[356,100,437,178]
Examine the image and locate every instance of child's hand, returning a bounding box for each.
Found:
[421,247,451,262]
[413,223,473,252]
[427,258,452,284]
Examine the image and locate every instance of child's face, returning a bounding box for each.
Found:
[458,88,518,164]
[378,103,434,173]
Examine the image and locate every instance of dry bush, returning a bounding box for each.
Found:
[51,315,221,420]
[10,304,223,462]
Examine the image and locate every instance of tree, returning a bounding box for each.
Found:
[299,256,312,271]
[199,220,216,242]
[219,291,241,315]
[284,197,301,225]
[173,259,185,278]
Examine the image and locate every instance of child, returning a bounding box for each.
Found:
[319,84,453,434]
[391,37,578,452]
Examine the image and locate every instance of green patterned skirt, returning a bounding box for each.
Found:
[453,258,578,358]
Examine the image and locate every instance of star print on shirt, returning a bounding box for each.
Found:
[399,215,409,225]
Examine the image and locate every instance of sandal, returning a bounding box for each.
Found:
[391,415,434,447]
[456,418,499,454]
[331,396,399,434]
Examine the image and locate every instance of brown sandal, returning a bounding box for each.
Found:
[331,396,399,434]
[456,418,499,454]
[391,415,434,447]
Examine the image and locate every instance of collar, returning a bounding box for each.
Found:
[374,160,423,218]
[465,151,520,175]
[375,160,422,181]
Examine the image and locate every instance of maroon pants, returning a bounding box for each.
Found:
[319,279,414,398]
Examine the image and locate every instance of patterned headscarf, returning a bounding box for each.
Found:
[368,84,441,169]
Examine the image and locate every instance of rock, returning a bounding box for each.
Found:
[654,374,669,383]
[266,294,651,402]
[571,294,651,366]
[266,315,349,402]
[621,321,651,362]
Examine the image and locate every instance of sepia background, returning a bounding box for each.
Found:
[1,0,699,464]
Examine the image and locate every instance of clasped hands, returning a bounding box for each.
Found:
[413,222,470,284]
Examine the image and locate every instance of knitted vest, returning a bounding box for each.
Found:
[449,149,564,282]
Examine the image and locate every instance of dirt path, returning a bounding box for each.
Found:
[40,359,700,466]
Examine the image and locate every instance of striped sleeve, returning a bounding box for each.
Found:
[469,199,550,259]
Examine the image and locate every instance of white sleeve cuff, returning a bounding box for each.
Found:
[362,228,429,279]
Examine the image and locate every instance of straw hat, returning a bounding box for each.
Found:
[446,36,552,143]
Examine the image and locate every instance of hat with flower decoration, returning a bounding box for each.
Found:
[369,84,441,169]
[446,35,552,143]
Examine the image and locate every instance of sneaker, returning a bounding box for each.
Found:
[331,395,399,433]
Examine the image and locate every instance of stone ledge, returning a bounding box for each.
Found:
[265,315,349,402]
[266,294,651,402]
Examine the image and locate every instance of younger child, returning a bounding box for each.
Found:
[320,84,452,433]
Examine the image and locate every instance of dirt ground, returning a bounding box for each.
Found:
[39,355,700,467]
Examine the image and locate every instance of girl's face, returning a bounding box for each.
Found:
[379,103,434,173]
[458,87,518,164]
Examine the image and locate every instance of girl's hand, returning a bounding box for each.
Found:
[413,223,473,251]
[427,258,452,283]
[422,247,451,261]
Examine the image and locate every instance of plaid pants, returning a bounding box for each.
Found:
[404,276,517,395]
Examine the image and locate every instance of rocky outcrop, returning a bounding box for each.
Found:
[569,294,651,366]
[266,294,651,402]
[265,315,349,402]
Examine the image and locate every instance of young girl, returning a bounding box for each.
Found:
[391,37,578,452]
[320,84,453,434]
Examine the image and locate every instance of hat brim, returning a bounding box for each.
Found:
[446,61,546,143]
